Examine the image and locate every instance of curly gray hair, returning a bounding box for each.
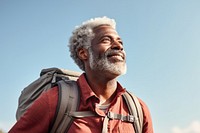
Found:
[68,16,116,71]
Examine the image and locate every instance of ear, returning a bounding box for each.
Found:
[78,48,88,60]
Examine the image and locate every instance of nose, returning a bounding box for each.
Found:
[111,40,124,51]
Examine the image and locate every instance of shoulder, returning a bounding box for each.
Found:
[33,86,59,107]
[137,98,151,119]
[43,86,59,101]
[24,86,59,123]
[9,86,59,133]
[27,86,59,117]
[137,98,149,113]
[137,97,154,133]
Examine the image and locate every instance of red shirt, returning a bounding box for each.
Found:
[9,74,153,133]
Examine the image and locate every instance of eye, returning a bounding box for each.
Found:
[101,36,112,43]
[118,40,123,45]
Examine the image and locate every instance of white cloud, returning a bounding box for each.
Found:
[172,121,200,133]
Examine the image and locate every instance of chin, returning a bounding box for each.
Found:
[107,64,127,76]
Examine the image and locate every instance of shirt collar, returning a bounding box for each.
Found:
[77,73,126,104]
[77,73,97,103]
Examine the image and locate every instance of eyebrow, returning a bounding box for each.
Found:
[99,34,122,41]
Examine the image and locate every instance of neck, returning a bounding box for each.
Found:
[85,71,118,104]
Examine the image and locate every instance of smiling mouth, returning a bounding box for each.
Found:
[107,53,125,61]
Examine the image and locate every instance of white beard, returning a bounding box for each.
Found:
[88,48,127,75]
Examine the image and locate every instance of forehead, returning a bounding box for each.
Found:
[93,25,119,38]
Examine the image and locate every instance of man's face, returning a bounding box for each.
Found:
[88,25,127,75]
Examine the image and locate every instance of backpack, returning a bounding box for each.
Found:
[16,67,143,133]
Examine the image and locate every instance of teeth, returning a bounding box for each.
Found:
[110,55,123,61]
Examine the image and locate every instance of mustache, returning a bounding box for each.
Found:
[105,49,126,59]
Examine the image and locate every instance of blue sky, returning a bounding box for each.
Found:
[1,0,200,132]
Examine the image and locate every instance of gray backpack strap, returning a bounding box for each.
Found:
[102,111,137,133]
[69,111,97,118]
[122,91,143,133]
[50,80,80,133]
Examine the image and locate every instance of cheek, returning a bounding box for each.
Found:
[92,44,110,55]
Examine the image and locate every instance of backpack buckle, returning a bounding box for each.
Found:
[107,111,114,119]
[127,115,135,122]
